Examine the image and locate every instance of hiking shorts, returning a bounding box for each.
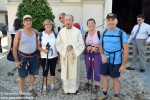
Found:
[100,63,121,78]
[17,51,40,78]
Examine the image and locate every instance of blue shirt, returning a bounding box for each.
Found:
[100,27,128,64]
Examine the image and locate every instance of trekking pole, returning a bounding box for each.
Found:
[91,46,95,94]
[7,67,17,76]
[88,49,91,93]
[7,58,26,76]
[41,42,50,94]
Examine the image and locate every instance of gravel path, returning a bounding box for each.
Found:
[0,56,150,100]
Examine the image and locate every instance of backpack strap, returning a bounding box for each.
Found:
[102,29,108,49]
[38,32,43,47]
[39,32,43,41]
[32,28,39,36]
[97,31,100,39]
[18,29,22,41]
[84,31,88,41]
[53,32,57,38]
[119,29,124,49]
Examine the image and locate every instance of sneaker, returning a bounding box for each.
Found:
[93,85,100,94]
[43,88,49,94]
[51,84,56,91]
[83,82,91,91]
[111,96,121,100]
[140,69,145,73]
[29,89,37,97]
[97,93,108,100]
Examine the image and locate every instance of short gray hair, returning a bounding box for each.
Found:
[65,14,74,21]
[59,13,66,18]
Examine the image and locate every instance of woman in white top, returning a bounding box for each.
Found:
[38,19,58,92]
[9,18,22,49]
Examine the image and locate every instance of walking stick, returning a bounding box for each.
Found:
[7,58,26,76]
[88,49,91,93]
[41,42,50,94]
[91,46,95,94]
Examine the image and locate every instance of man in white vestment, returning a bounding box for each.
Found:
[56,14,85,94]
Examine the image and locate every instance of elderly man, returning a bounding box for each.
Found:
[58,12,66,32]
[56,14,85,94]
[57,12,66,72]
[98,13,128,100]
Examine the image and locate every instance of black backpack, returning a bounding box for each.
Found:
[39,32,57,41]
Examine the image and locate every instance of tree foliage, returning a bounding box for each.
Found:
[16,0,55,31]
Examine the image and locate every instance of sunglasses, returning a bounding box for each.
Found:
[59,17,63,19]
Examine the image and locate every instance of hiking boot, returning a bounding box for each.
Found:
[140,69,145,73]
[93,85,100,94]
[29,89,37,97]
[58,68,61,72]
[18,93,24,100]
[83,82,91,91]
[111,96,121,100]
[97,93,108,100]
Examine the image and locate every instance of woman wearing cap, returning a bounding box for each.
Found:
[38,19,58,92]
[84,18,102,94]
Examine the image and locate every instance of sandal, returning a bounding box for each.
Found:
[93,85,100,94]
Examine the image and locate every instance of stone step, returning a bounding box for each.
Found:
[128,55,150,59]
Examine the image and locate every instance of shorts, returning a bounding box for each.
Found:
[100,63,121,78]
[18,51,40,78]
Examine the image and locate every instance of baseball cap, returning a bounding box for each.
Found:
[106,13,117,19]
[23,15,32,20]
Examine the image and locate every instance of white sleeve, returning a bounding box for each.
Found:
[0,31,3,38]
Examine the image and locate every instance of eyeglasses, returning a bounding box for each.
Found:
[137,19,142,22]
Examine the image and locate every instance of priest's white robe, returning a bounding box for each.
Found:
[56,26,85,93]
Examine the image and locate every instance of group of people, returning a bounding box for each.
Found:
[3,12,149,100]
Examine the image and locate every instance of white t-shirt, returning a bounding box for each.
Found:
[9,28,17,34]
[0,31,3,38]
[39,31,58,59]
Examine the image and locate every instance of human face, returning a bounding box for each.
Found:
[137,18,144,25]
[87,20,95,31]
[65,16,73,29]
[44,22,53,31]
[106,18,118,30]
[23,18,32,28]
[59,16,65,24]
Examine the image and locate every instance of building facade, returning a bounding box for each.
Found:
[6,0,112,32]
[5,0,150,33]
